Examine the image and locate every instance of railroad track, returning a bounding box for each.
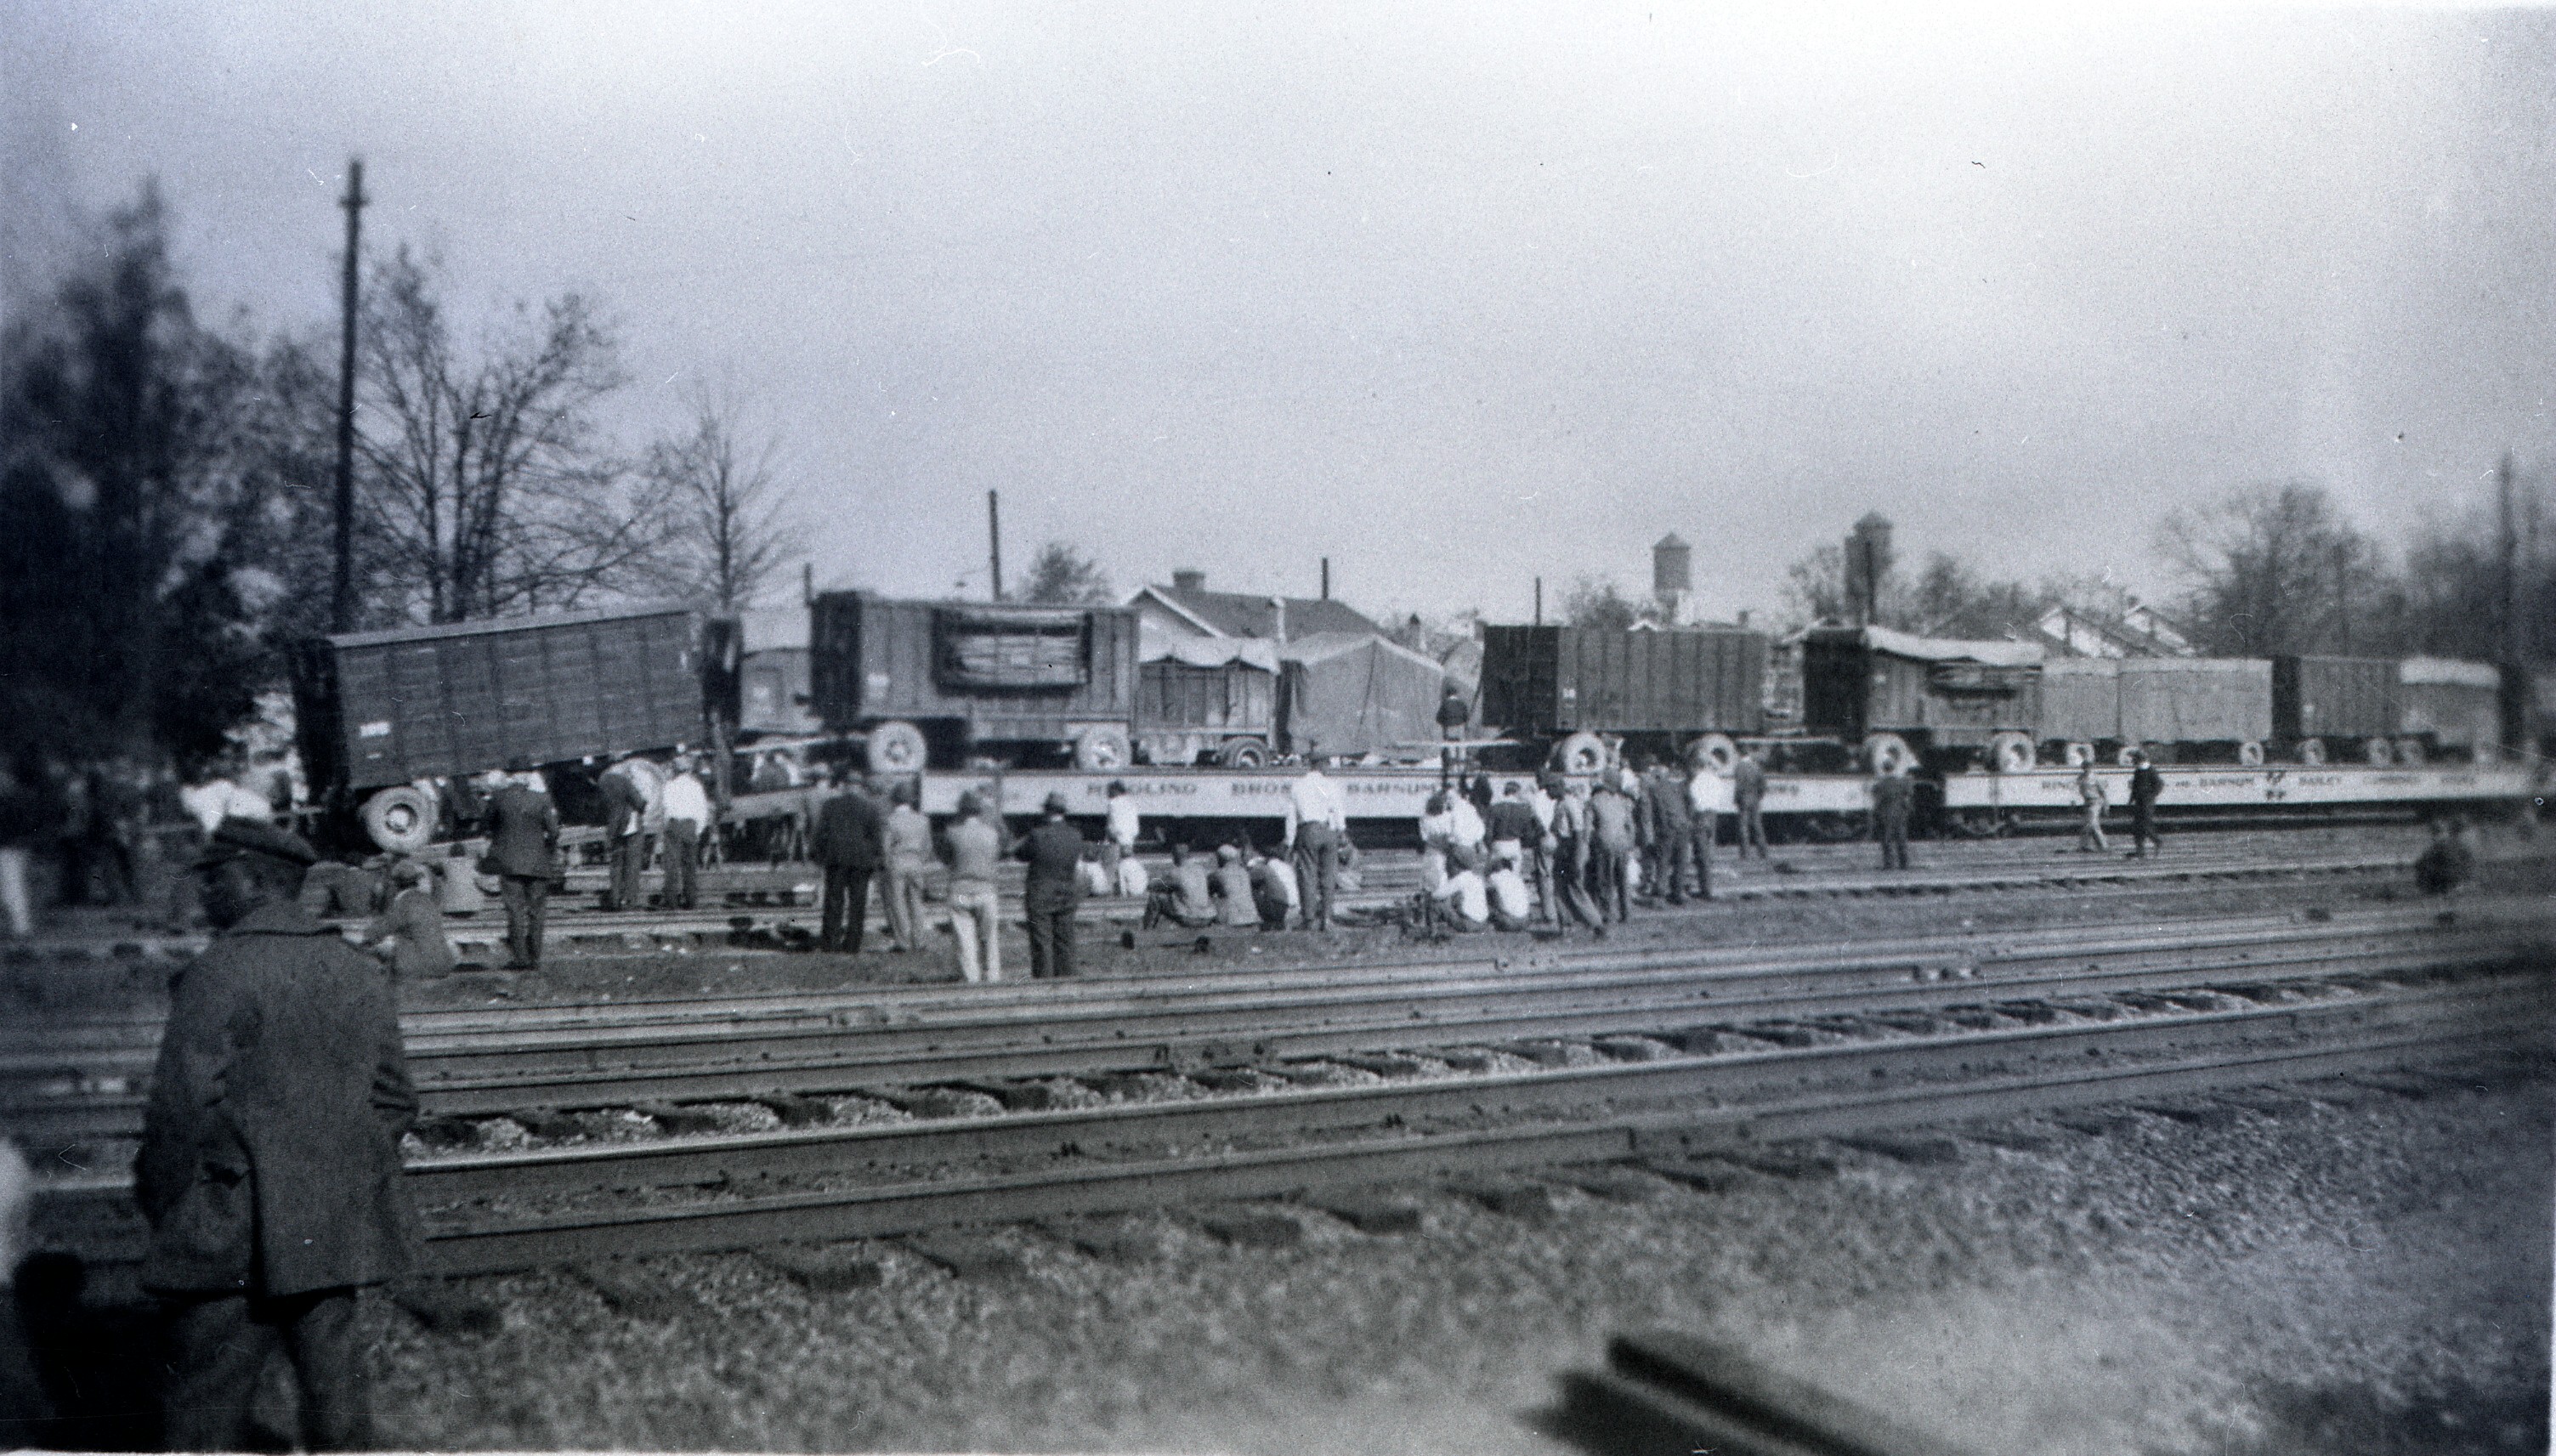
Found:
[27,914,2548,1279]
[9,902,2541,1147]
[3,837,2508,966]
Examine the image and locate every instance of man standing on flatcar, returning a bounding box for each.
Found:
[1284,747,1348,932]
[2126,751,2164,858]
[811,768,885,953]
[1872,764,1914,870]
[1017,793,1086,977]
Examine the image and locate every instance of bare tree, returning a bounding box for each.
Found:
[2159,481,2389,657]
[645,390,796,611]
[1021,541,1113,604]
[357,247,674,623]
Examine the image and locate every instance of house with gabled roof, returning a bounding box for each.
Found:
[1130,569,1384,644]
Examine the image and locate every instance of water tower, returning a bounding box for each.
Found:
[1652,533,1691,626]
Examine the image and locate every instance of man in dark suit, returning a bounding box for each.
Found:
[1016,792,1086,978]
[1873,766,1915,870]
[487,757,560,969]
[810,768,885,952]
[137,817,418,1451]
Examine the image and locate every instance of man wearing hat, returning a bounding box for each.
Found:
[486,757,560,970]
[359,859,455,979]
[1015,793,1086,978]
[138,817,418,1450]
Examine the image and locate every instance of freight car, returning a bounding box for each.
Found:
[291,603,738,853]
[1797,626,2043,774]
[1133,637,1279,767]
[1479,624,1767,773]
[809,593,1142,773]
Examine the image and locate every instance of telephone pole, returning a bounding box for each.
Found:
[987,490,1004,602]
[329,157,367,633]
[2499,452,2528,753]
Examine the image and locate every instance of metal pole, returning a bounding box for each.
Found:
[330,157,366,633]
[1533,576,1542,626]
[2500,453,2524,751]
[987,490,1003,602]
[1321,557,1330,601]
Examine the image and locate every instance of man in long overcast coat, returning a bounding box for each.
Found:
[811,768,886,952]
[136,817,419,1450]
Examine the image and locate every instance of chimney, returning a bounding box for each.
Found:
[1270,596,1287,643]
[1320,557,1330,600]
[1171,569,1205,592]
[1737,609,1751,630]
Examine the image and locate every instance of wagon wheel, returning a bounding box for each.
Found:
[2360,736,2393,767]
[1987,732,2035,773]
[1858,733,1913,778]
[1217,737,1268,769]
[2061,741,2094,768]
[2295,738,2326,766]
[1553,731,1607,776]
[1074,723,1132,771]
[865,721,929,774]
[1686,733,1740,773]
[360,785,437,855]
[2236,740,2266,767]
[2393,737,2427,766]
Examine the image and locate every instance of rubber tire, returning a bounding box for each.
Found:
[1860,733,1913,778]
[2362,737,2393,767]
[1074,724,1131,771]
[2394,737,2426,766]
[1686,733,1739,773]
[2115,745,2143,768]
[866,721,929,774]
[1988,733,2035,773]
[2062,741,2095,768]
[360,785,437,855]
[2297,739,2326,766]
[1217,738,1268,769]
[2236,739,2265,767]
[1555,732,1607,776]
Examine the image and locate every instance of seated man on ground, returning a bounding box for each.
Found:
[1210,844,1259,928]
[1484,849,1535,932]
[1145,841,1221,929]
[1248,846,1298,930]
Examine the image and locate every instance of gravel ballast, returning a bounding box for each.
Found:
[365,1065,2552,1454]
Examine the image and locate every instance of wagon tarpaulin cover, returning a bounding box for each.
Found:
[1277,632,1449,759]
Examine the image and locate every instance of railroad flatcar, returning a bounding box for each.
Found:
[292,603,738,853]
[808,592,1142,772]
[1480,624,1767,773]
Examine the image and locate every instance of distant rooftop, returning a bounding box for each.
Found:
[1135,571,1382,641]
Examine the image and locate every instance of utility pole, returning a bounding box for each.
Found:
[2499,453,2526,752]
[986,490,1003,602]
[1533,576,1543,626]
[330,157,367,633]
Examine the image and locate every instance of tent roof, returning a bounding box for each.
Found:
[1139,620,1280,671]
[1810,624,2044,668]
[1279,632,1447,673]
[2400,656,2500,688]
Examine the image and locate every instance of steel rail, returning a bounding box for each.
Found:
[4,841,2462,966]
[7,897,2519,1060]
[35,967,2536,1231]
[10,912,2540,1142]
[342,984,2556,1273]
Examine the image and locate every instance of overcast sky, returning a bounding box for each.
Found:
[5,3,2551,632]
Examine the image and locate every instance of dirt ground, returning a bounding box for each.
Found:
[357,1062,2553,1454]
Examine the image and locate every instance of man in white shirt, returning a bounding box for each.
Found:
[1685,761,1726,901]
[1433,865,1490,928]
[1283,749,1348,931]
[658,755,713,910]
[1102,780,1145,896]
